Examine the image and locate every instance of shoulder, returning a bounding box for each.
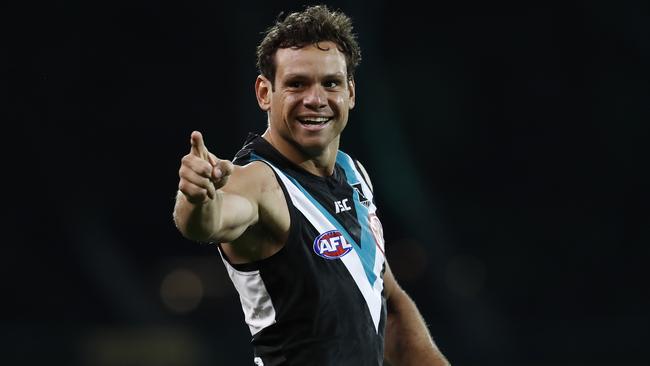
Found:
[338,151,374,192]
[223,160,279,198]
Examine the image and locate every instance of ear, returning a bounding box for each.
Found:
[348,78,356,110]
[255,75,272,111]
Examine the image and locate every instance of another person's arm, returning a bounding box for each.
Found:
[384,264,451,365]
[173,131,259,243]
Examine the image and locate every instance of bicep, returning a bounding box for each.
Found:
[209,162,272,243]
[213,189,259,242]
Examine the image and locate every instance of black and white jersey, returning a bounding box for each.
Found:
[219,134,387,366]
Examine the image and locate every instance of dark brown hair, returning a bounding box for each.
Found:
[256,5,362,86]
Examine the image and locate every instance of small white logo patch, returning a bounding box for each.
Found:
[334,198,352,213]
[254,357,264,366]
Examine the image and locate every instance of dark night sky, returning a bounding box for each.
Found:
[6,1,649,365]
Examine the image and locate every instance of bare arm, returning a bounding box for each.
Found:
[173,131,259,243]
[384,264,450,366]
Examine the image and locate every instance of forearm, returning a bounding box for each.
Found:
[384,288,450,366]
[173,190,223,242]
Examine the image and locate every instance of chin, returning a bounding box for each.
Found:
[292,135,332,155]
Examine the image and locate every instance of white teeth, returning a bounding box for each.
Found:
[299,117,331,124]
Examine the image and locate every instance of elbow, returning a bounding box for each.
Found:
[172,211,193,240]
[173,215,214,243]
[173,207,213,243]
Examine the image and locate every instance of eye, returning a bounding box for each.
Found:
[287,81,304,89]
[323,80,340,89]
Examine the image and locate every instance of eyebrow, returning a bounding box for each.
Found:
[324,73,346,80]
[282,72,346,81]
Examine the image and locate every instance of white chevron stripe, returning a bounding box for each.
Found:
[266,162,383,333]
[340,154,386,298]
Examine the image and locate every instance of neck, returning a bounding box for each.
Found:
[262,128,339,177]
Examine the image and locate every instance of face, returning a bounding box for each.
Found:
[256,41,356,156]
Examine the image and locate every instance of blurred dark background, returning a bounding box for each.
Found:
[6,0,649,365]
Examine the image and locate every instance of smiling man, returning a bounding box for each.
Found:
[174,5,450,366]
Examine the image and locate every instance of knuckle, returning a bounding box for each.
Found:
[178,181,190,195]
[179,182,208,202]
[178,166,193,180]
[179,163,189,175]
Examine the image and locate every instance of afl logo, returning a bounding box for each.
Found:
[313,230,353,260]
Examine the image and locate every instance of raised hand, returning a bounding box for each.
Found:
[178,131,234,204]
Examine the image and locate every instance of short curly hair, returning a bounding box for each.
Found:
[256,5,362,86]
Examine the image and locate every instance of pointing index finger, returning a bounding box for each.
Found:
[190,131,207,158]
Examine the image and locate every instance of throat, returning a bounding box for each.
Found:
[261,129,338,177]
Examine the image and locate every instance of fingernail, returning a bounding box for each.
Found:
[214,168,222,178]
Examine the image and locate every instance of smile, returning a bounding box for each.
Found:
[296,116,332,131]
[297,116,332,125]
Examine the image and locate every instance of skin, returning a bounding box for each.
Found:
[174,41,450,365]
[256,41,355,177]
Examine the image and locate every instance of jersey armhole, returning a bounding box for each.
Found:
[218,159,301,272]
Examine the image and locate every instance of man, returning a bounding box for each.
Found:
[174,5,450,366]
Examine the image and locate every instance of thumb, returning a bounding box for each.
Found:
[212,159,234,180]
[190,131,209,159]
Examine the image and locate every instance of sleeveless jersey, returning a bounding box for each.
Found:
[219,134,387,366]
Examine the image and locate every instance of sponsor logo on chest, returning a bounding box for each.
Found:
[313,230,353,259]
[334,198,352,213]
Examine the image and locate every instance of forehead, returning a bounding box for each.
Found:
[274,41,347,79]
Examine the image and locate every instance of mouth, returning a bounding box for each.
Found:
[296,116,332,130]
[297,116,332,125]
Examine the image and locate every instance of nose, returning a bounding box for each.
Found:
[303,85,327,109]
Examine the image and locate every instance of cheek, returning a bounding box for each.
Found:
[284,96,299,109]
[333,94,351,109]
